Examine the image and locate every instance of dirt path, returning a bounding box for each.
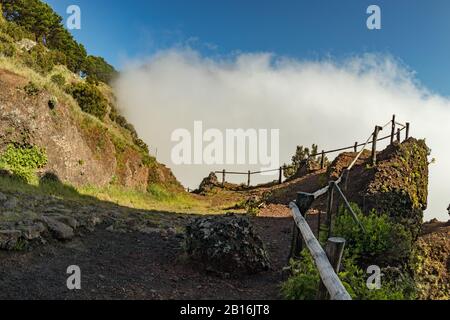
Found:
[0,205,293,300]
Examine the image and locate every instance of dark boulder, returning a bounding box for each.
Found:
[195,172,220,194]
[184,214,271,275]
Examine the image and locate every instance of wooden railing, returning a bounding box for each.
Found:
[214,167,284,187]
[287,115,410,300]
[215,115,410,187]
[290,201,351,300]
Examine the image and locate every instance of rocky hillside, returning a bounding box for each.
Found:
[327,138,429,238]
[0,19,182,193]
[415,220,450,300]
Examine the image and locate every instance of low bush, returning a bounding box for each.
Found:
[148,184,173,201]
[282,250,416,300]
[281,251,320,300]
[0,33,16,57]
[67,82,108,119]
[282,202,417,300]
[23,81,40,96]
[0,144,48,183]
[23,44,55,75]
[333,204,413,267]
[50,73,66,87]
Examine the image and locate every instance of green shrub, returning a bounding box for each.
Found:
[68,82,108,119]
[23,81,40,96]
[281,251,320,300]
[284,144,328,179]
[0,144,48,183]
[134,137,149,155]
[339,255,415,300]
[0,32,16,57]
[148,184,174,201]
[23,44,55,75]
[0,41,15,57]
[0,19,33,42]
[83,55,117,84]
[282,250,415,300]
[50,73,66,87]
[282,202,416,300]
[334,204,413,267]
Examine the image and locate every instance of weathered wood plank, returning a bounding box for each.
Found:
[334,183,366,233]
[289,202,352,300]
[317,237,346,300]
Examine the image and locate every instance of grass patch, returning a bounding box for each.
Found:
[78,184,229,214]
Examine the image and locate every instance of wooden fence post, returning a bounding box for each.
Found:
[371,126,382,166]
[320,150,325,169]
[289,192,315,260]
[343,168,350,192]
[247,170,251,187]
[354,142,358,153]
[397,128,401,142]
[326,182,335,239]
[222,169,226,187]
[317,210,321,239]
[405,123,410,140]
[290,223,303,260]
[279,167,283,184]
[317,237,346,300]
[390,114,396,145]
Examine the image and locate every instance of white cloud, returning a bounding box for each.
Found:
[115,49,450,221]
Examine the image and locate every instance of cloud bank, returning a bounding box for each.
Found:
[115,49,450,221]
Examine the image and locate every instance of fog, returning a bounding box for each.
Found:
[115,49,450,221]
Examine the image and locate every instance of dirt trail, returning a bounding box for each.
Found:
[0,205,294,300]
[0,165,330,300]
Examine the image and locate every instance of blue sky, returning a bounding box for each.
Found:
[43,0,450,96]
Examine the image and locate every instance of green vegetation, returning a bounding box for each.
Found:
[50,73,65,87]
[0,32,15,56]
[22,43,55,75]
[23,81,40,96]
[0,1,151,171]
[0,144,48,183]
[67,82,108,119]
[414,237,450,300]
[83,55,117,84]
[334,204,413,267]
[0,168,236,216]
[364,138,429,239]
[282,203,417,300]
[284,144,329,178]
[281,251,321,300]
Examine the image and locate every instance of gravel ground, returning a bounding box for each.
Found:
[0,206,293,300]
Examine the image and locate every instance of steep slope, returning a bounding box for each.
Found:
[327,138,429,238]
[415,220,450,300]
[0,67,182,191]
[0,2,183,193]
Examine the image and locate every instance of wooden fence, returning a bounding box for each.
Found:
[287,115,410,300]
[215,115,410,188]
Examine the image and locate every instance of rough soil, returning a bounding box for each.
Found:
[0,205,293,300]
[416,220,450,300]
